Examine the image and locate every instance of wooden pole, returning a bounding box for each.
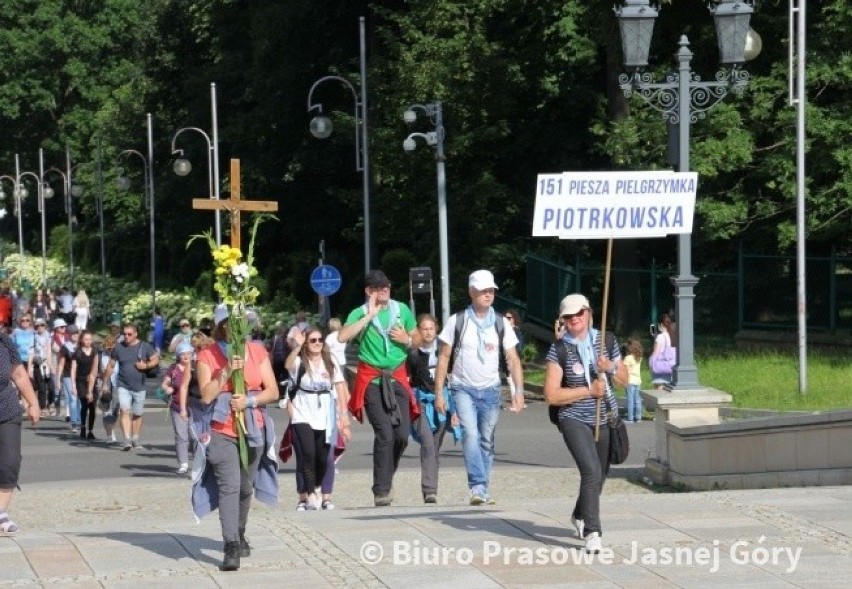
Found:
[594,238,613,441]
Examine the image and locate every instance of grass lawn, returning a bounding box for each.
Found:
[523,349,851,412]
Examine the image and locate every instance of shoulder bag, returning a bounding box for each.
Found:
[605,394,629,464]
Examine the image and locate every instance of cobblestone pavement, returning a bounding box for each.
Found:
[2,467,851,588]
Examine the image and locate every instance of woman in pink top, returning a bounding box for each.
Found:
[195,309,279,572]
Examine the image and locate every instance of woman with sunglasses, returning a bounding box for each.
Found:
[285,326,351,511]
[543,294,627,554]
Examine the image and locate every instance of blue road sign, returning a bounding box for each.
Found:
[310,264,342,297]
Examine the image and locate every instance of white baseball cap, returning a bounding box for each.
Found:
[559,294,590,316]
[53,318,67,328]
[214,303,229,325]
[468,269,498,291]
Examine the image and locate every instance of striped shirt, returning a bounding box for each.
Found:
[545,331,620,426]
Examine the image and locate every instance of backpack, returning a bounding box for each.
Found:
[136,343,160,378]
[447,311,506,376]
[548,331,616,426]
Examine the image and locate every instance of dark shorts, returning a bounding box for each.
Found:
[0,418,23,488]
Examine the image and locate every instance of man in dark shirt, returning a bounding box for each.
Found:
[100,323,159,451]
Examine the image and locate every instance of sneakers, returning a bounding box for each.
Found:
[122,441,133,451]
[86,432,95,440]
[584,532,602,553]
[469,490,487,506]
[424,494,437,504]
[296,501,307,512]
[321,500,335,510]
[132,441,145,451]
[374,495,392,507]
[306,492,321,511]
[176,464,189,475]
[485,495,497,505]
[571,515,585,539]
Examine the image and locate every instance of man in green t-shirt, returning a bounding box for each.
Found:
[339,270,421,506]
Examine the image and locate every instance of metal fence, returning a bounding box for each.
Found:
[504,249,849,338]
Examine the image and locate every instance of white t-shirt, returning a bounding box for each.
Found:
[438,311,518,389]
[325,331,347,369]
[290,356,344,431]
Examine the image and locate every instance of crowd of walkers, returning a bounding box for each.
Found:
[0,270,644,569]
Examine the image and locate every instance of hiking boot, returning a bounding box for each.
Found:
[221,540,240,571]
[238,529,251,557]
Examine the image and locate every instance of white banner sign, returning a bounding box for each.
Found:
[532,171,697,239]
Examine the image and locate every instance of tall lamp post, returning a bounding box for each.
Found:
[616,0,761,391]
[45,148,85,289]
[171,82,222,247]
[0,155,31,282]
[306,16,371,274]
[15,150,53,288]
[118,113,157,312]
[402,102,450,325]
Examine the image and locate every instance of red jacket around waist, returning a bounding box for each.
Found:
[349,361,420,424]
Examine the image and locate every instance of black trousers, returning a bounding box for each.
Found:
[363,382,410,497]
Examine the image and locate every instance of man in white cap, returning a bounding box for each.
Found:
[433,269,524,506]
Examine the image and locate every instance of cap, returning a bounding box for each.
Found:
[364,269,391,288]
[175,341,194,356]
[67,324,80,334]
[214,303,229,325]
[468,269,498,291]
[559,294,591,316]
[53,318,67,328]
[34,318,46,326]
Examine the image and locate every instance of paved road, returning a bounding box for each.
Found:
[19,386,655,486]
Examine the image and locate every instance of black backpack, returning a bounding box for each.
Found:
[447,310,506,376]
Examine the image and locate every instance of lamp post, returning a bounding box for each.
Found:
[0,155,30,281]
[45,148,85,289]
[171,82,222,246]
[15,150,54,288]
[306,16,371,274]
[402,101,449,325]
[616,0,761,391]
[118,113,157,312]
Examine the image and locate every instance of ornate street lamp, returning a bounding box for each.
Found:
[171,82,222,246]
[306,16,371,274]
[616,0,761,391]
[118,113,157,313]
[402,102,450,325]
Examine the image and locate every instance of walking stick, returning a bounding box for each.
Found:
[594,239,613,442]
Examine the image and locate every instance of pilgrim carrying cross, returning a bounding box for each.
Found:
[192,159,278,249]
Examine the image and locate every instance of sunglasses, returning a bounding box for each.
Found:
[307,337,324,343]
[562,309,587,320]
[123,331,135,337]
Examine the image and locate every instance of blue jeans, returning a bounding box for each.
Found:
[626,384,642,422]
[451,385,501,493]
[62,377,80,426]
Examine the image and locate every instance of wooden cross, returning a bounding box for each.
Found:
[192,159,278,249]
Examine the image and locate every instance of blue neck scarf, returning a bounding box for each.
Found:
[562,327,600,388]
[361,299,400,354]
[465,305,495,364]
